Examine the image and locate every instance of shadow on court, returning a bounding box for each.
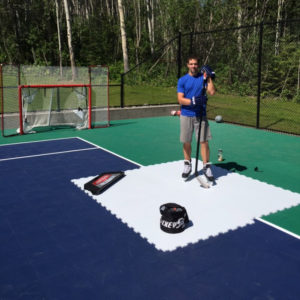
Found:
[215,161,247,173]
[184,161,246,184]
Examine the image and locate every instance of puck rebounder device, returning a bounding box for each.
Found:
[84,172,125,195]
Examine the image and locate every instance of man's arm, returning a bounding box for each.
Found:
[206,77,215,96]
[177,92,192,106]
[200,65,216,96]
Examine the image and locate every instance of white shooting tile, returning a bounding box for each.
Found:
[72,161,300,252]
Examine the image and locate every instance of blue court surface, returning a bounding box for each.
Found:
[1,137,300,299]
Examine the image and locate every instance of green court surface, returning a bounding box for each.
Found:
[1,116,300,236]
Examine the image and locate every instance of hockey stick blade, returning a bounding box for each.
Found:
[195,173,211,188]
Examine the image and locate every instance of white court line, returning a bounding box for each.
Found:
[0,136,77,147]
[0,136,141,167]
[76,136,143,167]
[256,217,300,240]
[0,147,98,162]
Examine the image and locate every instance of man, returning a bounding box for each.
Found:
[177,56,216,180]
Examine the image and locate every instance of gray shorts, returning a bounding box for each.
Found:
[180,115,212,143]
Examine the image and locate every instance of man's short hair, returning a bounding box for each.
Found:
[186,55,199,64]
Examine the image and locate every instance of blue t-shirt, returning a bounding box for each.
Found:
[177,73,207,117]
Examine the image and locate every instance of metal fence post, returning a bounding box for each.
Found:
[120,73,124,108]
[177,31,182,79]
[256,22,264,129]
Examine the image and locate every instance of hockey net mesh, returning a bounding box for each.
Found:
[20,86,89,133]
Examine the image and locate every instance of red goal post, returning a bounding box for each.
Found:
[0,64,109,136]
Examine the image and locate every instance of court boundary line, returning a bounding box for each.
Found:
[76,137,143,167]
[0,136,77,147]
[0,147,98,162]
[0,136,143,167]
[256,217,300,240]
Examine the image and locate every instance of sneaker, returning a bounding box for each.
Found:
[182,160,192,178]
[203,162,214,181]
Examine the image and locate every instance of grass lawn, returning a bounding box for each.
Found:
[109,85,300,134]
[207,94,300,133]
[109,84,177,107]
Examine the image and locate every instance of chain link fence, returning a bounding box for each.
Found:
[120,19,300,135]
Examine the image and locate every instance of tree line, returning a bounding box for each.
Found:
[0,0,299,100]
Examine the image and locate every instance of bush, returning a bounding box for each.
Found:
[292,92,300,103]
[109,62,124,83]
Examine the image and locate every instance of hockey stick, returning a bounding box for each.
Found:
[194,110,202,174]
[194,109,210,188]
[194,79,210,188]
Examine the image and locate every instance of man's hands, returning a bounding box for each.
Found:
[201,65,215,79]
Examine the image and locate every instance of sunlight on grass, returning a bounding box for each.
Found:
[109,85,300,134]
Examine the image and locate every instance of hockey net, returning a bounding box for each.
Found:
[0,65,109,136]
